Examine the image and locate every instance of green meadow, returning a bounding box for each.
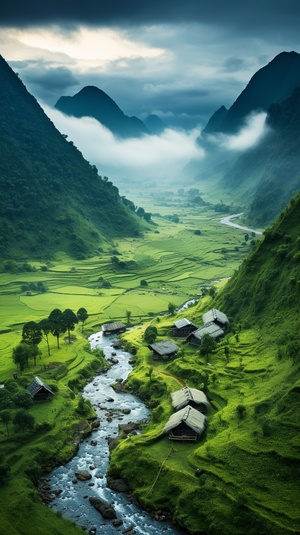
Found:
[0,194,263,535]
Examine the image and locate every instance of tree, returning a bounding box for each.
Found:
[244,233,249,242]
[77,307,88,333]
[125,310,132,325]
[168,302,176,315]
[200,334,217,360]
[12,390,33,409]
[144,325,158,344]
[13,409,35,432]
[39,318,51,356]
[22,321,42,347]
[12,343,35,371]
[48,309,66,349]
[63,308,78,343]
[0,410,11,435]
[140,279,148,287]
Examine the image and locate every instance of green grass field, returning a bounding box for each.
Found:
[0,194,265,535]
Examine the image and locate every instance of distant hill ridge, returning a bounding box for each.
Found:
[55,85,149,139]
[0,56,144,259]
[203,51,300,134]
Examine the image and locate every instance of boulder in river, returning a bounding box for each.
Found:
[106,475,130,492]
[75,470,92,481]
[89,496,117,519]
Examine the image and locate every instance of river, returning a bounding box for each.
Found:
[220,212,263,235]
[47,331,183,535]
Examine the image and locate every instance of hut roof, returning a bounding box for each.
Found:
[102,322,126,332]
[149,340,179,356]
[174,318,198,329]
[27,376,54,398]
[171,386,209,411]
[202,308,229,325]
[190,322,224,341]
[164,406,206,435]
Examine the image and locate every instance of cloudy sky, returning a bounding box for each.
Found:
[1,1,300,185]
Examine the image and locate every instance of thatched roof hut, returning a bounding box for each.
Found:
[187,322,224,346]
[27,376,54,402]
[171,318,199,337]
[164,406,206,441]
[202,308,229,330]
[171,386,209,413]
[148,340,179,360]
[102,322,126,335]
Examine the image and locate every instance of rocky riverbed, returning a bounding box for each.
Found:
[43,331,183,535]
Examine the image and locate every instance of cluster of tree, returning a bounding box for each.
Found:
[21,281,47,294]
[144,325,158,344]
[12,307,88,372]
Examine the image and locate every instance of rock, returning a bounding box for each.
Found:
[122,408,131,414]
[106,475,130,493]
[113,519,123,527]
[91,418,100,429]
[75,470,92,481]
[90,440,97,446]
[89,497,117,519]
[89,464,95,470]
[106,397,114,402]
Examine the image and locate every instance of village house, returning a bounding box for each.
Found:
[202,308,230,330]
[187,322,225,347]
[27,376,54,402]
[164,405,206,442]
[148,340,179,361]
[102,322,126,336]
[171,318,199,337]
[171,386,209,414]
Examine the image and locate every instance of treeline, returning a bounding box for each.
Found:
[12,307,88,372]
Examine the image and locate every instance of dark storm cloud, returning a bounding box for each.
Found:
[1,0,299,37]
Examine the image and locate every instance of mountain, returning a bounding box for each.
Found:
[0,56,144,260]
[143,114,166,134]
[55,86,149,139]
[109,192,300,535]
[203,51,300,134]
[221,87,300,226]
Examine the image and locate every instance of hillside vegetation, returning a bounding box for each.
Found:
[0,55,145,260]
[108,193,300,535]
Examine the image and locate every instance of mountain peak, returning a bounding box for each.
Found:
[55,85,148,138]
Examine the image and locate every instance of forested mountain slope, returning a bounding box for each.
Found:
[109,193,300,535]
[0,55,144,260]
[221,87,300,226]
[203,51,300,135]
[55,86,148,138]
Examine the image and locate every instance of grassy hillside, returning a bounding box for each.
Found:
[0,55,145,260]
[222,88,300,226]
[108,193,300,534]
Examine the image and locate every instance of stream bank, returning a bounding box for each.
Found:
[44,331,183,535]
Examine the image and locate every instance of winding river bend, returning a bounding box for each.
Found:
[47,332,182,535]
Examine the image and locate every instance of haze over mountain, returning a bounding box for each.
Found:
[0,55,145,260]
[203,51,300,135]
[55,86,149,139]
[188,51,300,226]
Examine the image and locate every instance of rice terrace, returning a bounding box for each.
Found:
[1,187,299,535]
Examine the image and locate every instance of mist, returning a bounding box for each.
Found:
[44,105,205,188]
[207,111,268,151]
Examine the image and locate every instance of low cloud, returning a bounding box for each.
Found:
[43,105,205,185]
[208,111,268,151]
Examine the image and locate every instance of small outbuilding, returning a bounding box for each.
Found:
[202,308,229,330]
[164,406,206,442]
[171,386,209,414]
[171,318,199,337]
[27,376,54,402]
[148,340,179,361]
[187,322,225,347]
[102,322,126,335]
